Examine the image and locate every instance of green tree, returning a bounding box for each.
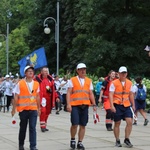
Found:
[0,0,37,75]
[67,0,150,76]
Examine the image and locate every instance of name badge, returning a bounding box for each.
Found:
[30,96,34,101]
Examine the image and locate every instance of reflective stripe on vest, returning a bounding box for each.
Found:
[18,96,36,99]
[72,90,90,95]
[72,97,89,101]
[70,76,91,106]
[114,92,129,95]
[112,79,132,107]
[17,103,37,106]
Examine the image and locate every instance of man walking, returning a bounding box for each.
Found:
[109,66,135,148]
[67,63,97,150]
[35,67,60,132]
[11,66,40,150]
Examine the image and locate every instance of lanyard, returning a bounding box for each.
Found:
[119,79,126,92]
[25,79,33,94]
[119,79,126,101]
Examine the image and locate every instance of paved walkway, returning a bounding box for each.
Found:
[0,106,150,150]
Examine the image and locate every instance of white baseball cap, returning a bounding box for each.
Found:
[24,66,34,73]
[5,74,10,78]
[10,75,14,78]
[76,63,86,69]
[118,66,127,73]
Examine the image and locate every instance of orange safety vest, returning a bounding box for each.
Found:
[112,79,132,107]
[16,79,39,112]
[70,76,91,106]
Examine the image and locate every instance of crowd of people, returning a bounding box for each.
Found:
[0,63,149,150]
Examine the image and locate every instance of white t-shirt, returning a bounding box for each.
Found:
[59,80,69,94]
[132,84,147,93]
[132,84,147,97]
[68,76,93,90]
[54,80,61,90]
[4,81,13,96]
[13,80,40,94]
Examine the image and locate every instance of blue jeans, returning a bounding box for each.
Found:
[19,110,38,149]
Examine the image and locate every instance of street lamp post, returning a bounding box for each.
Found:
[0,23,9,74]
[43,0,59,75]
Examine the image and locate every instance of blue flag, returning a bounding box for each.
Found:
[18,47,47,77]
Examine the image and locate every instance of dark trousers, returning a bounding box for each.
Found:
[6,95,12,111]
[95,95,100,106]
[62,94,67,111]
[19,110,38,149]
[55,92,63,111]
[105,109,114,129]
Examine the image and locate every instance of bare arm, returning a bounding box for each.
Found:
[129,91,135,110]
[109,91,116,113]
[36,92,40,110]
[36,92,41,116]
[60,81,68,87]
[98,89,104,103]
[89,90,97,111]
[66,87,72,112]
[89,90,96,105]
[11,93,19,116]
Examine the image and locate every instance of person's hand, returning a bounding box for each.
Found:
[56,98,60,102]
[93,105,97,111]
[67,104,72,112]
[37,109,41,116]
[11,109,16,117]
[111,105,116,113]
[98,97,102,103]
[132,105,135,112]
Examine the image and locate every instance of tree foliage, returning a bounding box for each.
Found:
[0,0,150,77]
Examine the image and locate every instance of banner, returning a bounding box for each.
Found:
[18,47,47,77]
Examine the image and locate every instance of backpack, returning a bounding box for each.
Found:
[136,85,146,101]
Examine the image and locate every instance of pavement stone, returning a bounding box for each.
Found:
[0,106,150,150]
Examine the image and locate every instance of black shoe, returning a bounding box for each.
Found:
[45,128,49,131]
[41,128,46,132]
[19,145,24,150]
[107,128,113,131]
[124,138,133,148]
[77,142,85,150]
[115,140,122,147]
[144,119,149,126]
[56,111,59,115]
[133,122,137,125]
[70,140,76,149]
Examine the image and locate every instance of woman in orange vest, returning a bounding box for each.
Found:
[11,66,40,150]
[67,63,97,150]
[99,70,116,131]
[109,66,135,148]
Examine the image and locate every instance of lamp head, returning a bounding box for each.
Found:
[44,27,51,34]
